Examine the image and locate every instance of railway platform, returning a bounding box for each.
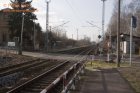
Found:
[71,68,135,93]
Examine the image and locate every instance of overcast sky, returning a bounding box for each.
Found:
[0,0,131,41]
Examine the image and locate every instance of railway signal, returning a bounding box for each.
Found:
[130,15,137,66]
[98,35,102,39]
[132,16,137,28]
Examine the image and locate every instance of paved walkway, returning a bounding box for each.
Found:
[71,68,135,93]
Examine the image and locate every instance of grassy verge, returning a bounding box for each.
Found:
[85,61,129,70]
[85,61,140,93]
[119,67,140,93]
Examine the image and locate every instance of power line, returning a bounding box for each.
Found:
[64,0,82,23]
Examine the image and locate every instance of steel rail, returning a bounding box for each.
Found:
[0,59,40,72]
[40,46,95,93]
[6,61,69,93]
[7,45,94,93]
[0,59,52,77]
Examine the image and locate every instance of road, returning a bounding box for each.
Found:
[1,48,140,63]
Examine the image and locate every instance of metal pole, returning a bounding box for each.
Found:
[19,13,24,55]
[122,38,124,61]
[110,30,112,54]
[45,1,49,52]
[65,31,67,38]
[72,34,74,47]
[33,20,36,50]
[77,29,78,40]
[99,38,101,62]
[107,30,111,62]
[101,0,106,61]
[50,26,52,32]
[117,0,121,67]
[130,18,133,66]
[72,34,73,39]
[101,0,106,39]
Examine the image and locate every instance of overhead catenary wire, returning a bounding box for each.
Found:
[64,0,83,23]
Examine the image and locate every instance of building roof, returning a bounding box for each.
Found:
[106,32,140,39]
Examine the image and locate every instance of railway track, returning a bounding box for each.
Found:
[0,59,51,77]
[5,45,94,93]
[54,45,94,55]
[7,61,75,93]
[0,60,68,92]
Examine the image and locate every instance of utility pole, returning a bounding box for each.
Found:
[45,0,50,52]
[77,29,79,40]
[33,19,36,50]
[117,0,121,67]
[101,0,106,39]
[72,34,74,47]
[64,31,67,38]
[72,34,73,39]
[50,26,52,32]
[10,0,35,55]
[107,30,111,62]
[98,35,102,61]
[19,13,24,55]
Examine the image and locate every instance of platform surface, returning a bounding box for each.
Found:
[71,68,135,93]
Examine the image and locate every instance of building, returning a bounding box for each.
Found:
[0,8,42,51]
[107,33,140,55]
[0,8,11,46]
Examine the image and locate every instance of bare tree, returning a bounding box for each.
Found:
[107,0,140,36]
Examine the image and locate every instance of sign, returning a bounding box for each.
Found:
[131,16,137,28]
[98,35,102,39]
[8,42,15,47]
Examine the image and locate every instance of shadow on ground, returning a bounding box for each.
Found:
[71,68,135,93]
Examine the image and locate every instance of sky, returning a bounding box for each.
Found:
[32,0,114,42]
[0,0,130,42]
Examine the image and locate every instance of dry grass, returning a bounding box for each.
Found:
[119,66,140,93]
[86,61,129,70]
[0,51,37,68]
